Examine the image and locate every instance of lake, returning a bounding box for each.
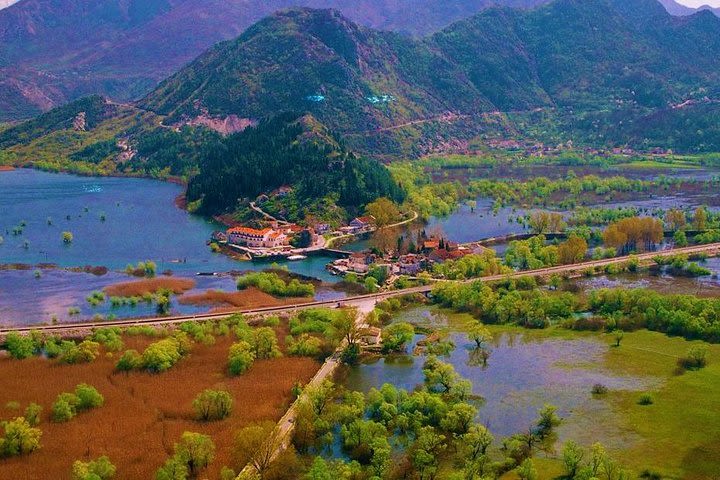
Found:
[0,169,341,325]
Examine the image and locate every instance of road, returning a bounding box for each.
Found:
[1,242,719,335]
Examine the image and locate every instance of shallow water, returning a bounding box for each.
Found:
[0,169,341,324]
[342,307,652,438]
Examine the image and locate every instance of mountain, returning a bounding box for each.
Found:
[0,0,546,121]
[140,0,720,152]
[658,0,720,16]
[4,0,720,173]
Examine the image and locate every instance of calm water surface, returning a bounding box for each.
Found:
[342,307,652,438]
[0,169,340,325]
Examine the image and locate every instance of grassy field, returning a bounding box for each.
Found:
[487,326,720,479]
[0,323,320,479]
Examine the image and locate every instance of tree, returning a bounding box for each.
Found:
[174,432,215,477]
[252,327,281,359]
[233,422,284,475]
[4,332,36,359]
[562,441,585,478]
[331,308,360,346]
[381,322,414,353]
[0,417,42,457]
[24,403,42,427]
[116,349,142,372]
[461,425,494,462]
[62,231,74,243]
[51,396,77,423]
[60,340,100,364]
[558,235,588,264]
[156,456,189,480]
[228,341,256,375]
[440,403,477,434]
[516,459,538,480]
[365,198,401,227]
[72,456,116,480]
[673,230,688,247]
[665,209,686,232]
[534,404,561,438]
[613,330,624,347]
[467,324,492,350]
[75,384,104,410]
[694,207,707,231]
[410,426,446,480]
[192,389,233,421]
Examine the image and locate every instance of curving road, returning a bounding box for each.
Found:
[2,242,719,335]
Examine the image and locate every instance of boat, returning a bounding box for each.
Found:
[287,254,308,261]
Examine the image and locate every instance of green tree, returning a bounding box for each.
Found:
[116,349,142,372]
[673,230,688,247]
[461,424,494,462]
[192,389,233,421]
[410,426,446,480]
[562,441,585,478]
[381,322,414,353]
[252,327,281,359]
[4,332,37,359]
[72,456,116,480]
[535,404,561,438]
[75,384,104,410]
[174,432,215,477]
[516,458,538,480]
[62,231,74,243]
[24,403,42,427]
[228,341,256,375]
[0,417,42,457]
[233,422,284,476]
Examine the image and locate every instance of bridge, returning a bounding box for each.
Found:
[2,241,719,336]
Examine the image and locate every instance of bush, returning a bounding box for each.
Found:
[24,403,42,426]
[4,332,38,359]
[236,272,314,297]
[192,389,233,421]
[228,341,255,376]
[677,345,709,371]
[59,340,100,364]
[591,384,608,395]
[115,349,142,371]
[287,334,323,357]
[0,417,42,457]
[638,393,654,406]
[72,456,116,480]
[91,328,123,351]
[141,336,187,372]
[51,385,103,422]
[75,384,104,410]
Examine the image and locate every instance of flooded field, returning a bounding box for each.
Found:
[0,169,341,325]
[341,307,653,438]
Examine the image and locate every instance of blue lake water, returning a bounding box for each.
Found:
[0,169,340,325]
[342,307,652,438]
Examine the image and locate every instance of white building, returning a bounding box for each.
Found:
[227,227,288,248]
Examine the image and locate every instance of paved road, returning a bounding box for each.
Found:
[2,242,719,335]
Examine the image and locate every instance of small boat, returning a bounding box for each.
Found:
[287,254,307,261]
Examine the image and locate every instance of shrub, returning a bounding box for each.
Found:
[287,334,323,357]
[51,385,103,422]
[677,345,709,371]
[59,340,100,364]
[156,432,215,479]
[4,332,37,359]
[71,456,116,480]
[0,417,42,457]
[24,403,42,426]
[192,389,233,422]
[252,327,281,359]
[141,336,187,372]
[591,384,608,395]
[638,393,654,406]
[115,349,142,372]
[228,341,255,376]
[75,384,104,410]
[91,328,123,351]
[62,231,74,243]
[236,272,314,297]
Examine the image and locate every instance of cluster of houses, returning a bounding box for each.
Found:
[327,238,484,279]
[213,215,378,253]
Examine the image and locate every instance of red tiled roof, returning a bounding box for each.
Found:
[227,227,272,236]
